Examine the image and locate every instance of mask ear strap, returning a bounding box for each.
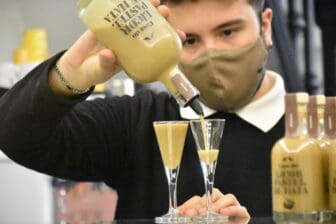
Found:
[259,12,263,35]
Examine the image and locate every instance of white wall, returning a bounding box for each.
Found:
[0,151,53,223]
[0,1,86,222]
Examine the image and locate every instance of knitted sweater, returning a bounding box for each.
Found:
[0,53,285,218]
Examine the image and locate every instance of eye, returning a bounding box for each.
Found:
[183,36,197,46]
[222,29,236,37]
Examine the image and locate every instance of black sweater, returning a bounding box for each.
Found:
[0,54,285,218]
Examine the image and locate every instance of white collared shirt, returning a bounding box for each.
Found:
[180,71,286,132]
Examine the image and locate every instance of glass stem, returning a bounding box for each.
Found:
[169,181,177,210]
[167,167,179,211]
[205,164,215,211]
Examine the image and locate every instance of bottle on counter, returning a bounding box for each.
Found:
[325,97,336,222]
[76,0,203,115]
[272,92,325,223]
[308,95,334,223]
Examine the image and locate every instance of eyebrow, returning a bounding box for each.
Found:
[185,18,246,38]
[215,18,246,30]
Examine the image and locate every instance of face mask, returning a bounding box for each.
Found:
[179,37,268,111]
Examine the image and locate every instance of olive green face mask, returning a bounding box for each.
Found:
[179,37,268,112]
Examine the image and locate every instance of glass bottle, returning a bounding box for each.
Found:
[325,97,336,222]
[76,0,203,115]
[272,92,325,223]
[308,95,333,223]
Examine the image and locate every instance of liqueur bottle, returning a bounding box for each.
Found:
[325,97,336,222]
[76,0,203,115]
[272,92,325,223]
[308,95,332,223]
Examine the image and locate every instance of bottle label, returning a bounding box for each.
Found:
[103,0,154,39]
[272,142,325,212]
[273,157,308,203]
[171,73,198,104]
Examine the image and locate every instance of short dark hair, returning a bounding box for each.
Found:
[161,0,265,14]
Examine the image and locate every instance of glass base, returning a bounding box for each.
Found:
[155,209,191,223]
[192,210,228,223]
[273,210,334,223]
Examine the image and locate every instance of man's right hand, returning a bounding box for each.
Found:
[49,0,171,97]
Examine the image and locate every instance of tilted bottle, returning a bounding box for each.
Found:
[325,97,336,222]
[272,92,325,223]
[76,0,203,115]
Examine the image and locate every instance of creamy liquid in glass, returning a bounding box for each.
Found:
[198,149,219,164]
[154,123,188,169]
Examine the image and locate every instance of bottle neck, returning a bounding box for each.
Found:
[324,100,336,139]
[317,108,325,138]
[307,102,325,139]
[285,103,308,138]
[159,66,201,109]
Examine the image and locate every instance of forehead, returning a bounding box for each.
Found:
[167,0,257,30]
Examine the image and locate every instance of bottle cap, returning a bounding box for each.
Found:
[295,92,309,104]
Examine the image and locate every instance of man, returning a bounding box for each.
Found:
[0,0,284,219]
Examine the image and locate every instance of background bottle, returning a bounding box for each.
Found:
[308,95,333,223]
[76,0,203,115]
[272,92,325,223]
[325,97,336,222]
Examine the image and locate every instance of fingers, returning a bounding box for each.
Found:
[220,205,250,219]
[65,30,101,66]
[212,193,240,211]
[178,195,205,217]
[212,193,250,218]
[151,0,170,19]
[157,5,170,19]
[179,189,250,219]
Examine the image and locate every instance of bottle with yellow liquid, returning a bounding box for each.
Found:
[272,93,325,223]
[308,95,333,223]
[325,97,336,223]
[76,0,203,115]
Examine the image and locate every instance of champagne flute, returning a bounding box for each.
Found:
[153,120,190,223]
[190,118,227,222]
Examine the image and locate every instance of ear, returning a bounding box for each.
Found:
[261,8,273,48]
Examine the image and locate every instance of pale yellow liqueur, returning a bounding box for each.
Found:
[272,138,325,212]
[198,149,219,164]
[272,93,325,222]
[154,123,188,169]
[325,97,336,213]
[329,140,336,211]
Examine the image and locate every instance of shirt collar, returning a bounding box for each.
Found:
[180,71,286,132]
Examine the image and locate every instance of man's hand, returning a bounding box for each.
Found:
[49,0,174,97]
[178,188,250,218]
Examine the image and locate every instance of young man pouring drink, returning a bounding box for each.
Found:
[0,0,284,219]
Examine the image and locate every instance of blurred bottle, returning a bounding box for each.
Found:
[325,97,336,223]
[9,28,50,87]
[308,95,333,223]
[272,92,325,223]
[20,28,50,63]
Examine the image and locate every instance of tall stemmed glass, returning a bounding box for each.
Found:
[153,120,190,223]
[190,118,227,222]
